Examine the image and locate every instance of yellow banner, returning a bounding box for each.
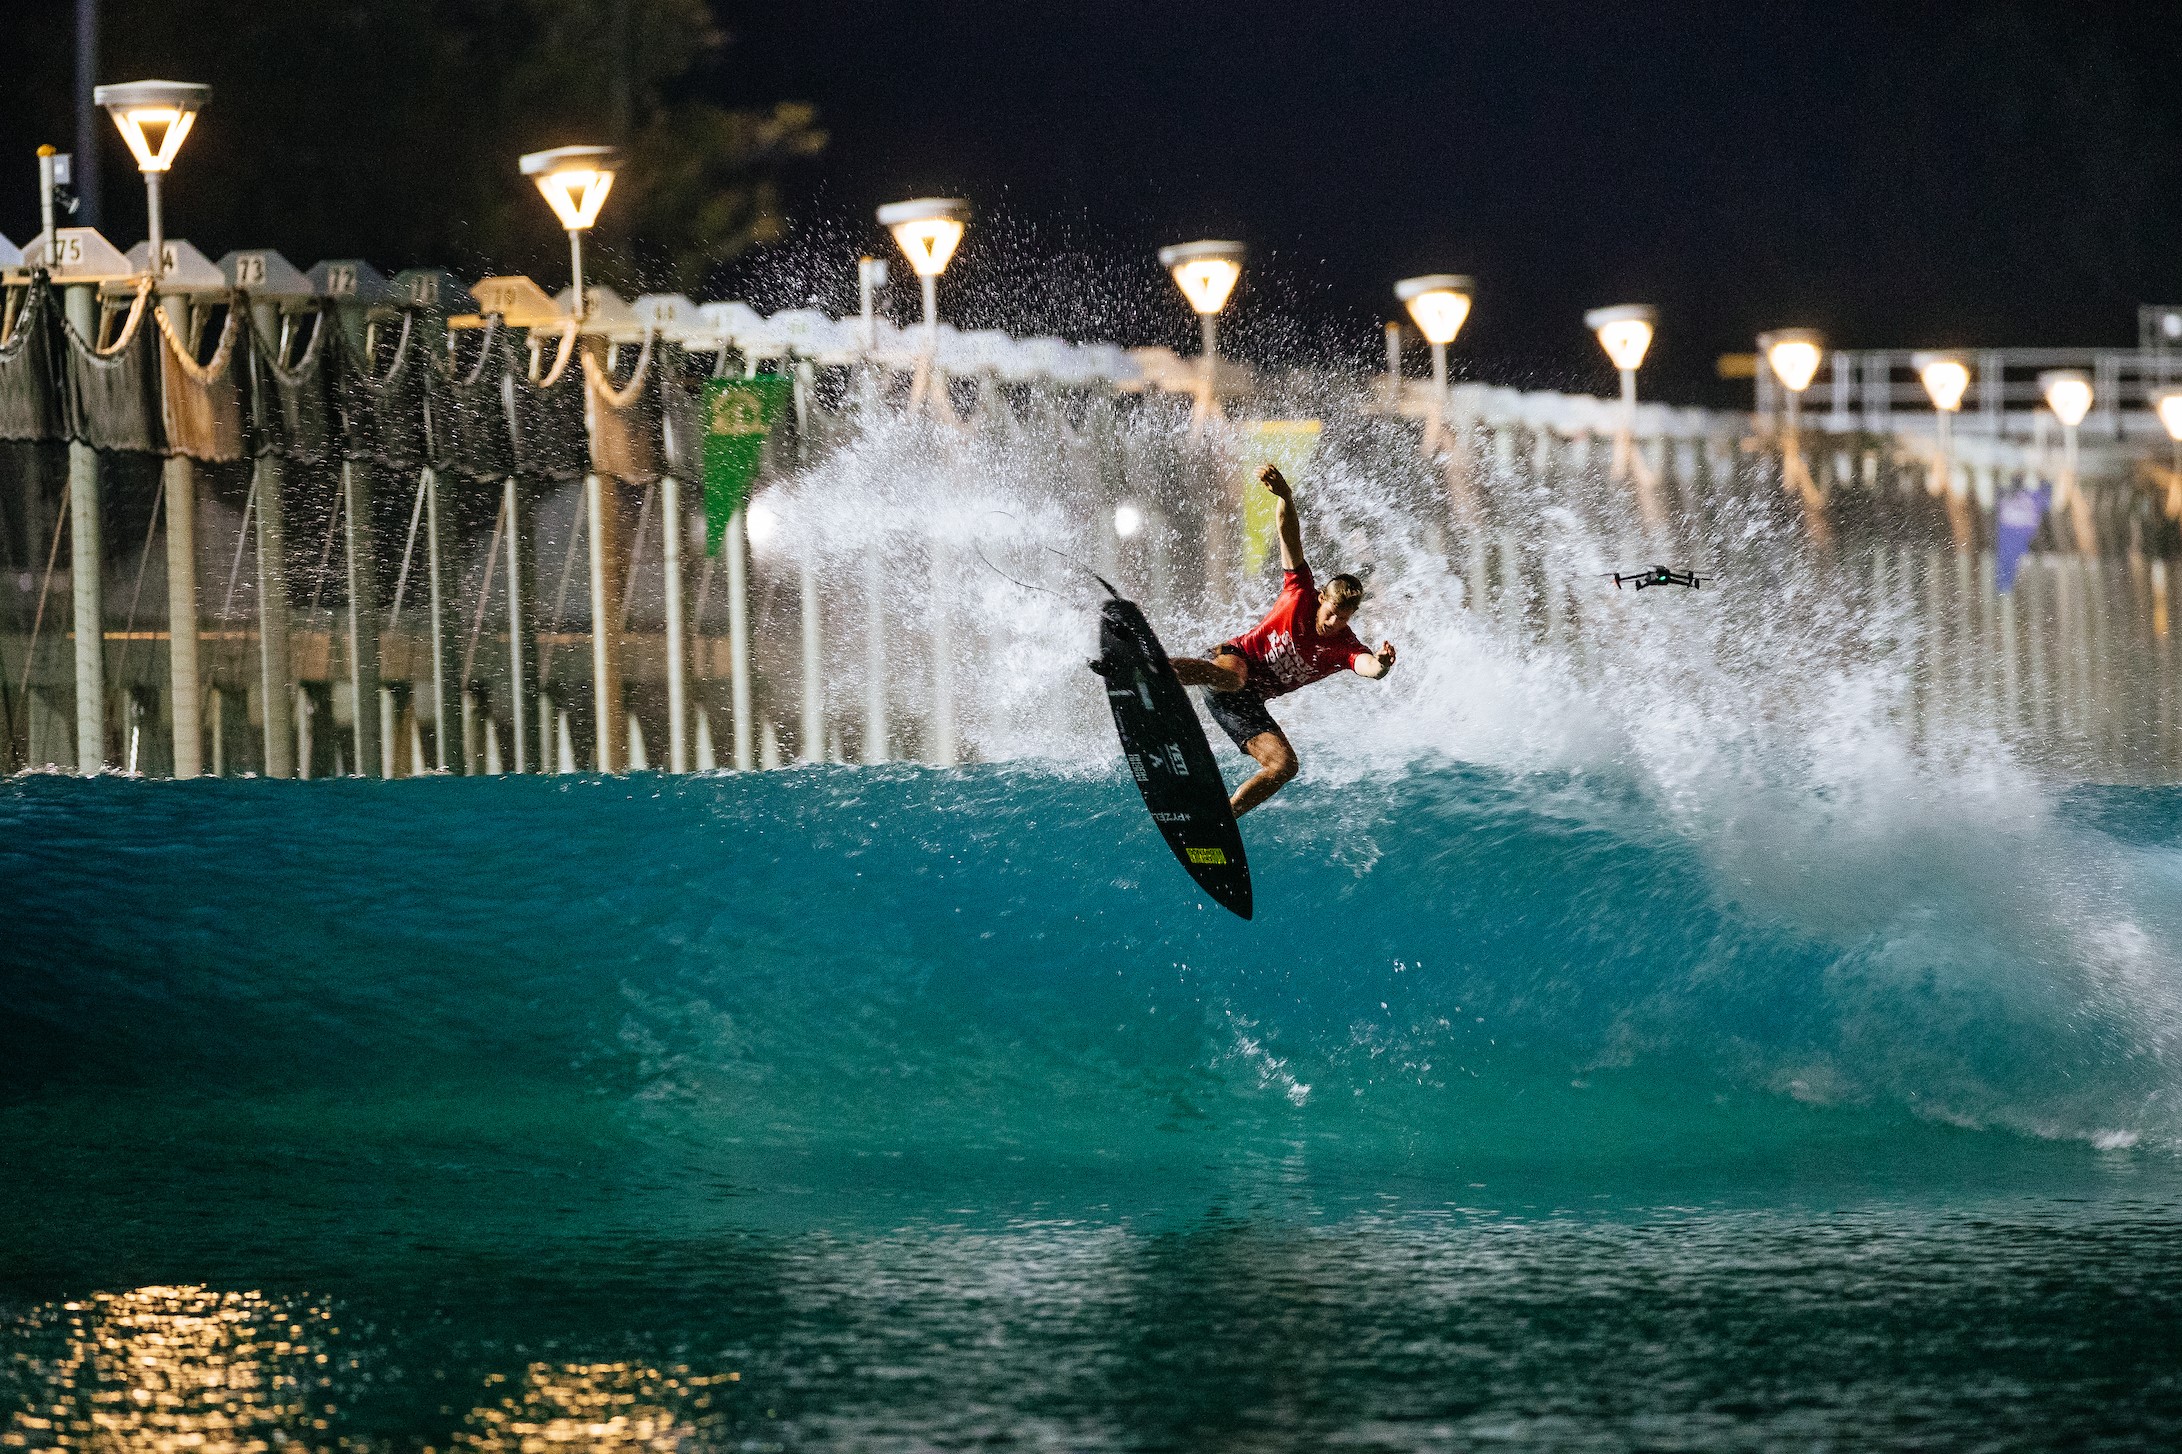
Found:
[1237,420,1324,572]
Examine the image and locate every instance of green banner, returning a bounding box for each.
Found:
[701,376,792,556]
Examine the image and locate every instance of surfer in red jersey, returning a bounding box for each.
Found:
[1171,464,1397,817]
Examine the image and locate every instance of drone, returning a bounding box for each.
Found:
[1610,565,1704,591]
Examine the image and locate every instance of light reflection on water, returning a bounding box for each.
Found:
[7,1205,2182,1451]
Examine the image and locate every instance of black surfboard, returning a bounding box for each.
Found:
[1091,591,1253,919]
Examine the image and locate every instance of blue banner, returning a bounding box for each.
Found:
[1994,483,2051,594]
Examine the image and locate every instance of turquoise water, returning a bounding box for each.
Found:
[4,765,2181,1449]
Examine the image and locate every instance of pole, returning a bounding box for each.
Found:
[661,471,688,773]
[423,467,449,771]
[37,149,59,265]
[863,546,887,763]
[569,231,586,320]
[1196,312,1219,430]
[1425,339,1448,454]
[860,258,879,352]
[930,544,955,765]
[163,451,200,776]
[341,458,380,776]
[800,552,823,763]
[251,304,295,778]
[503,476,527,773]
[726,507,752,770]
[1616,366,1637,480]
[64,283,105,773]
[584,472,625,771]
[144,171,164,282]
[73,0,100,229]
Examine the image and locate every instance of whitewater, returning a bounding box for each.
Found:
[7,393,2182,1452]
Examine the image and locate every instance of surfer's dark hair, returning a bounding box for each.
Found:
[1322,574,1365,608]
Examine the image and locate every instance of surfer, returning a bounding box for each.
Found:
[1171,465,1397,817]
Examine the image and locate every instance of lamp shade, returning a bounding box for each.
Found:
[1762,329,1824,393]
[1912,352,1972,413]
[520,145,621,231]
[1584,304,1656,372]
[877,198,971,278]
[1395,274,1475,346]
[2155,389,2182,444]
[93,80,210,173]
[2039,369,2094,429]
[1158,240,1246,315]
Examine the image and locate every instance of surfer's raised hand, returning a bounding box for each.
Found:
[1356,640,1397,679]
[1258,464,1292,499]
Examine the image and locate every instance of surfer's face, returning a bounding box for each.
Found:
[1317,594,1357,634]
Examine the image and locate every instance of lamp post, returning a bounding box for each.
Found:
[2155,388,2182,482]
[857,255,887,353]
[1585,304,1656,482]
[1762,329,1823,439]
[877,198,968,409]
[1395,274,1473,453]
[1159,240,1245,430]
[523,144,623,767]
[83,81,207,777]
[93,80,208,283]
[2041,368,2095,555]
[1914,352,1971,495]
[521,145,619,322]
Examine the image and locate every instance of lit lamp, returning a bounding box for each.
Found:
[1159,240,1245,428]
[1585,304,1656,481]
[1913,351,1972,489]
[1762,328,1824,432]
[877,198,970,342]
[1113,503,1145,539]
[2040,369,2095,552]
[1395,274,1474,397]
[93,80,211,281]
[520,145,620,322]
[2156,388,2182,477]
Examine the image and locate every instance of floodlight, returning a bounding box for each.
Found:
[746,498,781,550]
[521,146,620,231]
[1395,275,1474,347]
[2039,370,2093,429]
[1763,329,1824,393]
[877,198,970,278]
[95,81,210,173]
[1913,352,1971,413]
[1585,304,1656,372]
[2157,389,2182,444]
[1158,240,1246,315]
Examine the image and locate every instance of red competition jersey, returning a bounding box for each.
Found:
[1220,566,1368,698]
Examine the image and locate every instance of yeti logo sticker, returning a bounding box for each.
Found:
[1166,744,1189,776]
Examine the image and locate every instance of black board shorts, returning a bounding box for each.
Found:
[1201,646,1283,749]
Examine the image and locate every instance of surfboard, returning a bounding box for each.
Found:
[1091,590,1253,919]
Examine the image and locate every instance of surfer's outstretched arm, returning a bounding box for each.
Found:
[1354,641,1397,679]
[1260,465,1306,572]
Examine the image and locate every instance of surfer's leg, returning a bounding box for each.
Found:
[1230,729,1298,818]
[1173,652,1248,691]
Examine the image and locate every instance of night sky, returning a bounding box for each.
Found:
[11,1,2182,403]
[712,0,2182,401]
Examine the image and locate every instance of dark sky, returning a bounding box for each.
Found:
[706,0,2182,402]
[9,2,2181,404]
